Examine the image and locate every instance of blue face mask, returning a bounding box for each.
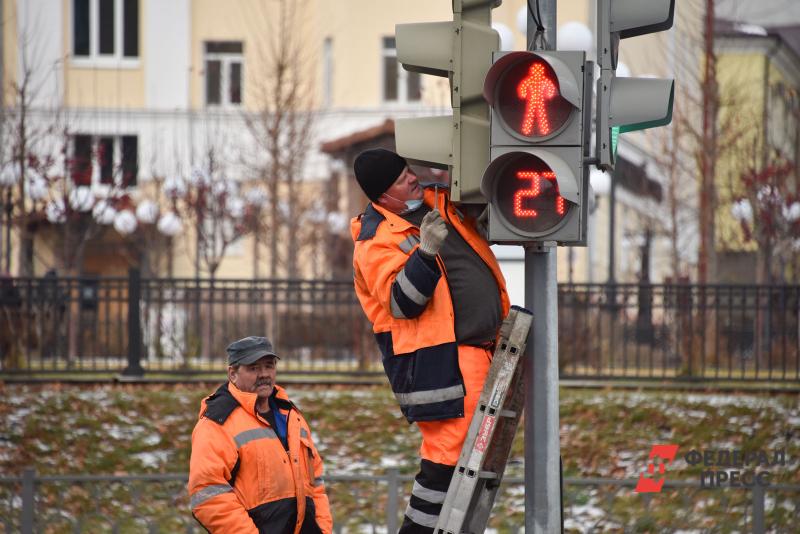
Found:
[384,194,423,214]
[401,198,424,214]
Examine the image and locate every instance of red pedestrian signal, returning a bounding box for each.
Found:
[493,56,573,141]
[481,50,591,245]
[518,63,556,135]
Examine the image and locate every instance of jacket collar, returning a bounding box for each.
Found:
[368,202,415,233]
[201,382,293,424]
[227,382,290,417]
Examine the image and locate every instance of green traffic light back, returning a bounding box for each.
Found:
[618,82,674,134]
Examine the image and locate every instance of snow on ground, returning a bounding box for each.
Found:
[0,384,797,531]
[131,450,170,469]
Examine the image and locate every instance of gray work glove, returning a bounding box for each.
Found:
[418,210,448,258]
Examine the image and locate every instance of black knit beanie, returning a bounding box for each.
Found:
[353,148,407,201]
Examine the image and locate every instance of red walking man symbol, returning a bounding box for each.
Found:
[517,62,557,136]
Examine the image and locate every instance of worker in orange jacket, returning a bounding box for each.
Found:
[350,149,509,533]
[188,336,332,534]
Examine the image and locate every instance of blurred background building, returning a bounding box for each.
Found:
[0,0,797,287]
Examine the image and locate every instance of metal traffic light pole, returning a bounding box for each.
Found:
[524,0,562,533]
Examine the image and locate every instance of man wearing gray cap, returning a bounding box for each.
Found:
[188,336,332,534]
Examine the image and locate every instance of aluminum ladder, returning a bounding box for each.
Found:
[434,305,533,534]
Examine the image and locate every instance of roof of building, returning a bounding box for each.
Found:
[715,18,800,60]
[320,119,395,155]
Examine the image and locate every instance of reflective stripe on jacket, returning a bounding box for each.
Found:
[188,383,333,534]
[350,186,510,422]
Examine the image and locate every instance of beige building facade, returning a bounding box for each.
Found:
[2,0,706,285]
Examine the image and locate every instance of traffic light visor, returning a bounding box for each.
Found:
[611,77,674,132]
[484,52,580,142]
[611,0,675,39]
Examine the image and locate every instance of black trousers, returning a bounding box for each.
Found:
[399,459,455,533]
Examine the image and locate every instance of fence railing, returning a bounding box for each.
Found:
[1,271,798,382]
[0,271,377,376]
[559,283,800,381]
[1,468,798,533]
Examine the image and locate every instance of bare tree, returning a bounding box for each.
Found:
[642,0,756,283]
[241,186,269,278]
[242,0,317,279]
[646,93,697,281]
[3,14,63,276]
[179,150,257,279]
[697,0,720,284]
[1,122,145,363]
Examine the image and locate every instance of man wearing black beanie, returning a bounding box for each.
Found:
[350,148,509,533]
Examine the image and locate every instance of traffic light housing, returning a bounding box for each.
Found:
[596,0,675,170]
[480,51,593,245]
[394,0,500,205]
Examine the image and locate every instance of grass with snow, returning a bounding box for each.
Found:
[0,383,797,532]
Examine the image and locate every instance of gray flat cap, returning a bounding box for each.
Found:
[226,336,280,366]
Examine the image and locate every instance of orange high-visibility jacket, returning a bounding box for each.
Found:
[188,383,332,534]
[351,186,509,422]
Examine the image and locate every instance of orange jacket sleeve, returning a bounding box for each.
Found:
[188,418,258,534]
[309,431,333,533]
[355,237,414,318]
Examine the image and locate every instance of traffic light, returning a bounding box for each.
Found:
[596,0,675,170]
[480,51,593,245]
[394,0,500,204]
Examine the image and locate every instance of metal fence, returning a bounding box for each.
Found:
[559,283,800,381]
[0,271,376,376]
[1,468,798,533]
[1,271,798,381]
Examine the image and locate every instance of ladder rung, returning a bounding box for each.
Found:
[498,409,517,418]
[457,468,500,480]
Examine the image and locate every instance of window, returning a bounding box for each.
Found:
[98,137,117,184]
[205,41,244,107]
[73,0,139,62]
[382,36,421,103]
[120,136,138,186]
[70,134,138,188]
[72,135,93,186]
